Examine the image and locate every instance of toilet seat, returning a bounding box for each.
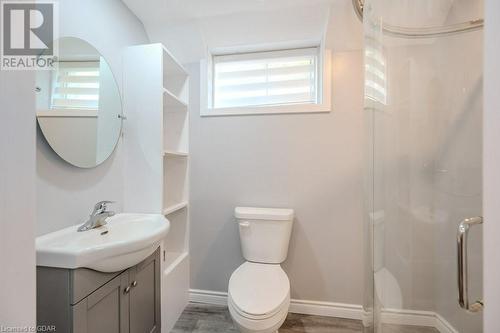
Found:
[228,262,290,320]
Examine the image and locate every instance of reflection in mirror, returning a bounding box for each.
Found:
[36,37,123,168]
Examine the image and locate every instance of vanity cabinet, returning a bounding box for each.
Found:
[37,248,160,333]
[128,256,161,333]
[72,271,129,333]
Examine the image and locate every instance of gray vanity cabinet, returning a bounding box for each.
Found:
[72,271,130,333]
[37,248,160,333]
[129,252,161,333]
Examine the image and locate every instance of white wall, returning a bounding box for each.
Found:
[483,0,500,331]
[36,0,149,235]
[0,71,36,327]
[148,4,330,64]
[188,50,365,304]
[143,1,362,64]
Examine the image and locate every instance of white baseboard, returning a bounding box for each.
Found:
[189,289,362,320]
[381,308,457,333]
[189,289,457,333]
[288,299,363,320]
[381,308,437,327]
[189,289,228,306]
[435,313,459,333]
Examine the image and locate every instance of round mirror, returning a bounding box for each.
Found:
[36,37,123,168]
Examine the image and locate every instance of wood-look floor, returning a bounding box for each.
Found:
[171,303,439,333]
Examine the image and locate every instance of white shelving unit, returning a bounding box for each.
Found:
[164,88,188,109]
[163,201,189,215]
[164,150,189,157]
[123,43,189,333]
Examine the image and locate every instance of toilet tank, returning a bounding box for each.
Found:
[235,207,294,264]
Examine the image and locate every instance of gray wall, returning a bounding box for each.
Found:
[0,71,36,326]
[188,51,365,304]
[36,0,149,235]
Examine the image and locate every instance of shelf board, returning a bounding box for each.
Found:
[163,201,188,215]
[163,150,189,158]
[162,46,189,78]
[163,251,189,275]
[163,88,188,110]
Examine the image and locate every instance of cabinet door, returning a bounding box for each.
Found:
[73,271,130,333]
[129,251,161,333]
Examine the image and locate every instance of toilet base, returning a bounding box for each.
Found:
[230,315,286,333]
[228,298,289,333]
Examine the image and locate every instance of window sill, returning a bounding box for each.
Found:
[200,103,331,117]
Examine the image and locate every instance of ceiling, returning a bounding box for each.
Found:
[123,0,335,26]
[121,0,363,63]
[120,0,478,63]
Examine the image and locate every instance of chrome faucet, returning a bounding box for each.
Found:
[78,201,116,232]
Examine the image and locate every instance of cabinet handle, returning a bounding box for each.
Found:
[132,281,138,287]
[124,286,131,294]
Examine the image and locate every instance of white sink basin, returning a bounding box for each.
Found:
[36,213,169,272]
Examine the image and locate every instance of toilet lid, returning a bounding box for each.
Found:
[228,262,290,318]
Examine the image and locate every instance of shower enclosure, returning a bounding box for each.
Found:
[361,0,484,332]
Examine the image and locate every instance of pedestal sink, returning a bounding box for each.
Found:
[36,213,169,272]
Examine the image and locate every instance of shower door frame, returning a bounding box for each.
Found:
[360,0,500,331]
[483,0,500,331]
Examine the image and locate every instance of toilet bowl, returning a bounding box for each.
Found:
[228,262,290,333]
[229,207,294,333]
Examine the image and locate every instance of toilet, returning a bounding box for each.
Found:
[228,207,294,333]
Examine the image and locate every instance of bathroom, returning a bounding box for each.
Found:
[0,0,499,332]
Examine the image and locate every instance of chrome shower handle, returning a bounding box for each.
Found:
[457,216,483,312]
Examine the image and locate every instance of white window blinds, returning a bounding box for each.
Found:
[51,61,100,110]
[212,47,318,109]
[365,40,387,105]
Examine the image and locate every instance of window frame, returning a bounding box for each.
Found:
[201,43,332,117]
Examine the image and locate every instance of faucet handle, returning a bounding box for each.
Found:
[93,201,115,213]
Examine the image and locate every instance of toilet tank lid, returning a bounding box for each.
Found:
[235,207,294,221]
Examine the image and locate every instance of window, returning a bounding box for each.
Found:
[51,61,100,110]
[212,47,319,109]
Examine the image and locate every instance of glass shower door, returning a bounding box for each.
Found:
[363,0,484,332]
